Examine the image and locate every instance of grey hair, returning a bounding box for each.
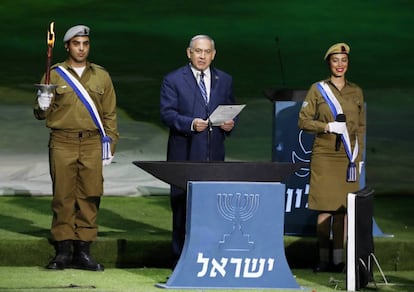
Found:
[188,35,215,50]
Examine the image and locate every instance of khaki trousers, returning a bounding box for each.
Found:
[48,130,103,242]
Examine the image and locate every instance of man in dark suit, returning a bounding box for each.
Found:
[160,34,236,267]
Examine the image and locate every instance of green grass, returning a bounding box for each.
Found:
[0,195,413,269]
[0,267,413,292]
[1,194,413,243]
[0,195,413,291]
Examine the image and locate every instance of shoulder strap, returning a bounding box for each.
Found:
[317,81,358,182]
[317,82,343,117]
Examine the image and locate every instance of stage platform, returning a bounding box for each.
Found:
[0,196,412,271]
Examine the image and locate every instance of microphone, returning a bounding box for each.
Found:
[335,114,346,151]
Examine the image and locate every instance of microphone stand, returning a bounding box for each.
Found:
[207,118,212,161]
[335,114,346,151]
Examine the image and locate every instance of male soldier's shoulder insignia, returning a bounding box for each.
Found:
[91,63,108,73]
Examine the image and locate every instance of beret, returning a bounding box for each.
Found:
[63,25,90,42]
[324,43,350,60]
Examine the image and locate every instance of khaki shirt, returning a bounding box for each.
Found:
[34,61,119,147]
[298,79,365,161]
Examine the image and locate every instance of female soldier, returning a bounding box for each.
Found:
[298,43,365,272]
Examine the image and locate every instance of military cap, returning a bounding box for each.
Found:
[324,42,350,60]
[63,25,90,42]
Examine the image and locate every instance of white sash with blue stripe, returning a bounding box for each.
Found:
[55,66,112,164]
[317,81,358,182]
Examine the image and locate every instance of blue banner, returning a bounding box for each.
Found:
[273,101,318,235]
[160,181,300,289]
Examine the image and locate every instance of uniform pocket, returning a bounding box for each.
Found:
[56,85,74,95]
[55,85,75,105]
[88,85,105,102]
[89,85,104,95]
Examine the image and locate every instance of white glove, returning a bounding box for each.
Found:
[103,154,114,166]
[37,91,53,110]
[327,121,346,135]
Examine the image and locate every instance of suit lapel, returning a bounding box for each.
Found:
[209,67,219,109]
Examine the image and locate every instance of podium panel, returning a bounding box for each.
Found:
[160,181,300,289]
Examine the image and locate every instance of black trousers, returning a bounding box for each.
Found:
[170,186,186,268]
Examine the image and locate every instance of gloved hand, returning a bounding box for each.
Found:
[327,121,346,135]
[103,154,114,166]
[37,91,53,110]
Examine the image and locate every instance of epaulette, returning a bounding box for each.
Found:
[90,63,108,73]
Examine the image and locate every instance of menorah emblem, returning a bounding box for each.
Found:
[217,192,259,251]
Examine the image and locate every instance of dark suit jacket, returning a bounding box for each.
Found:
[160,64,235,164]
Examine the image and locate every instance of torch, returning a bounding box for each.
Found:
[35,22,57,95]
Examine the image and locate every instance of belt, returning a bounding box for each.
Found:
[52,129,100,138]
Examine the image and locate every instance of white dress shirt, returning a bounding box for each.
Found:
[190,66,211,103]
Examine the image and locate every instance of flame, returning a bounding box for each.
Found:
[47,22,55,48]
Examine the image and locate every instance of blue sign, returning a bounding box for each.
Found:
[273,101,318,235]
[160,181,300,289]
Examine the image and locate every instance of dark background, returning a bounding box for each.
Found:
[0,0,413,194]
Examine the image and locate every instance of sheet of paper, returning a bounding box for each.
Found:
[209,104,246,126]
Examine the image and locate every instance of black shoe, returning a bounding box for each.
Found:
[313,261,330,273]
[46,240,73,270]
[47,253,72,270]
[72,241,104,271]
[331,262,345,273]
[72,252,104,271]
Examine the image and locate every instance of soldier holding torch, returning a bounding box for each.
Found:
[34,24,119,271]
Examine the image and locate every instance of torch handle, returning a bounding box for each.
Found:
[45,46,53,84]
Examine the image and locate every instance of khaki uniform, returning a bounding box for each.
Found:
[298,79,365,211]
[34,61,119,241]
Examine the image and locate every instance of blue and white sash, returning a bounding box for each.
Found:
[55,66,112,162]
[317,81,358,182]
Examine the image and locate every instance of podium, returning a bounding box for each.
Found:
[133,161,302,289]
[132,161,302,190]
